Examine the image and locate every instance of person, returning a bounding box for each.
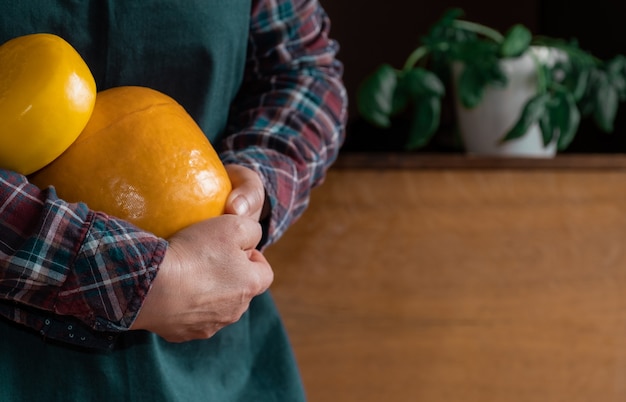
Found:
[0,0,347,401]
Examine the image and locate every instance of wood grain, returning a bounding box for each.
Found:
[265,165,626,402]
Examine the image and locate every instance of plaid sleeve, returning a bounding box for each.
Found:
[219,0,348,247]
[0,169,166,349]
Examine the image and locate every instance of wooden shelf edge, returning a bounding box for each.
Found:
[332,152,626,170]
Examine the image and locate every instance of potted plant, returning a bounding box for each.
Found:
[357,8,626,157]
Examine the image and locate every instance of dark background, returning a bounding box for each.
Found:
[320,0,626,153]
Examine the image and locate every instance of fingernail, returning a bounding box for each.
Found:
[232,195,249,216]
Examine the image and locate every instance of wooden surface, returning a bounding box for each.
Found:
[265,157,626,402]
[332,152,626,170]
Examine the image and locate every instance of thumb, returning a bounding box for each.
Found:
[224,165,266,220]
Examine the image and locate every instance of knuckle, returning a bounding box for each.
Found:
[227,304,248,325]
[255,267,273,292]
[199,328,218,339]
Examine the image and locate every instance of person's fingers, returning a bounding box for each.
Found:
[247,248,267,263]
[224,164,265,219]
[131,214,274,342]
[175,214,262,252]
[231,215,264,251]
[247,249,274,294]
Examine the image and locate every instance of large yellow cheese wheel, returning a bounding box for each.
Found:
[30,86,232,238]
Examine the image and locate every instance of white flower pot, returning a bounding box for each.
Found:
[452,47,562,158]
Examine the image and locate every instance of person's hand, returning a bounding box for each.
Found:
[130,214,274,342]
[224,164,266,221]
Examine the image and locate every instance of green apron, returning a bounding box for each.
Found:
[0,2,305,401]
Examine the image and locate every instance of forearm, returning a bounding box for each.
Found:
[0,168,166,348]
[219,0,348,246]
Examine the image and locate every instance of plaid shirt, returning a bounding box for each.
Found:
[0,0,347,349]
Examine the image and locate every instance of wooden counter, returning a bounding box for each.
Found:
[264,153,626,402]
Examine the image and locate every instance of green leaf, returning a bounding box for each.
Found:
[501,93,550,142]
[450,36,498,63]
[452,40,507,108]
[607,55,626,100]
[549,90,581,150]
[594,79,618,132]
[499,24,532,58]
[578,68,603,117]
[423,8,465,47]
[405,96,442,150]
[456,59,506,108]
[571,68,590,102]
[431,8,464,32]
[457,64,486,108]
[553,60,589,102]
[356,64,399,128]
[388,86,409,117]
[539,112,554,146]
[399,68,446,97]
